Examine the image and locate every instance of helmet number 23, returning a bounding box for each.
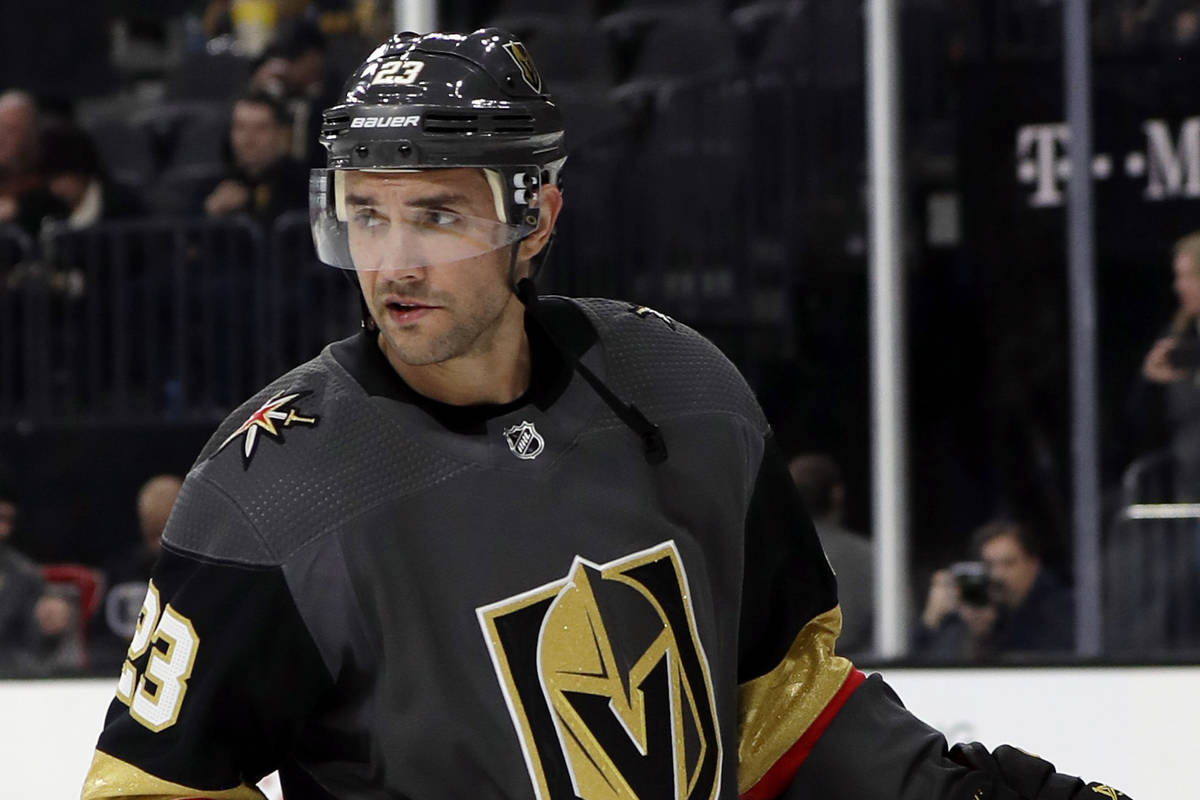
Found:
[371,60,426,87]
[115,580,200,732]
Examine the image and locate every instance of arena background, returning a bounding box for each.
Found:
[0,0,1196,792]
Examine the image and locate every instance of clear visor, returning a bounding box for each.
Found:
[309,169,534,270]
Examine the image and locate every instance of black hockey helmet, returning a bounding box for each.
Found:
[310,28,567,270]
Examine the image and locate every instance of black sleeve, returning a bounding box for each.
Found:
[83,541,334,797]
[736,434,862,798]
[788,675,1133,800]
[738,433,841,681]
[783,673,987,800]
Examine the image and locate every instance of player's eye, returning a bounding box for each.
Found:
[416,208,463,229]
[352,209,386,231]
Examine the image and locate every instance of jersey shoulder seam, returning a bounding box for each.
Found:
[185,470,281,565]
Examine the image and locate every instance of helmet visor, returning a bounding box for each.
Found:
[309,169,534,270]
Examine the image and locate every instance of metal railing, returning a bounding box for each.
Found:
[1105,450,1200,655]
[0,215,360,427]
[267,211,362,375]
[0,225,35,421]
[1,74,822,430]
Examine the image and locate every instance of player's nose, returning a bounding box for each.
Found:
[374,226,435,274]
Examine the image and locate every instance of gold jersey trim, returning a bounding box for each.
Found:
[736,607,853,794]
[81,750,265,800]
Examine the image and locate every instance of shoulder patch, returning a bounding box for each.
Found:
[627,303,676,330]
[212,391,320,469]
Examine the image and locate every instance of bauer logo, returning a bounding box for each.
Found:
[350,116,421,129]
[477,541,722,800]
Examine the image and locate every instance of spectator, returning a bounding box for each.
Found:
[1135,231,1200,499]
[0,90,66,235]
[39,119,144,229]
[90,474,182,672]
[0,464,73,676]
[916,520,1075,660]
[788,452,874,657]
[248,18,339,167]
[203,90,308,223]
[1171,7,1200,49]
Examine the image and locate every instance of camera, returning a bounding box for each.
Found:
[949,561,992,607]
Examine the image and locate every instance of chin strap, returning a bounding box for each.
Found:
[514,276,667,465]
[341,269,376,331]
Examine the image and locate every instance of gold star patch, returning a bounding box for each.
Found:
[215,391,319,468]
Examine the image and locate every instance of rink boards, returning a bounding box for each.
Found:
[6,666,1188,797]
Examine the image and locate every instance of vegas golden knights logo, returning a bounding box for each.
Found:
[477,541,721,800]
[503,40,543,94]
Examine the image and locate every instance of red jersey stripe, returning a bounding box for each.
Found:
[739,668,868,800]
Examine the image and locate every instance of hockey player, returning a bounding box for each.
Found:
[82,29,1130,800]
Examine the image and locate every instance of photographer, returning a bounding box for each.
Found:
[915,520,1075,660]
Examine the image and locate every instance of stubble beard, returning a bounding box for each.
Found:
[374,284,511,367]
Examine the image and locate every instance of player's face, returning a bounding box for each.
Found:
[348,168,521,368]
[1173,252,1200,315]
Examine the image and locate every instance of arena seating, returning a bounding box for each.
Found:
[510,21,619,87]
[163,50,251,103]
[40,564,106,671]
[1,216,357,424]
[85,115,157,189]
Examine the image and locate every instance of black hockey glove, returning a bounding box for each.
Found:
[949,742,1131,800]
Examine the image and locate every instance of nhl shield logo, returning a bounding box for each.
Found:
[504,420,544,460]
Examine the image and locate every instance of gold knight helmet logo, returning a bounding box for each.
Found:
[477,542,722,800]
[502,40,543,94]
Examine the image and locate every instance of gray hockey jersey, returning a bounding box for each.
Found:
[83,297,976,800]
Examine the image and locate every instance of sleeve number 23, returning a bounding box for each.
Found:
[116,580,200,732]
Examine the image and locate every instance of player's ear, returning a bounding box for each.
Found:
[518,184,562,261]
